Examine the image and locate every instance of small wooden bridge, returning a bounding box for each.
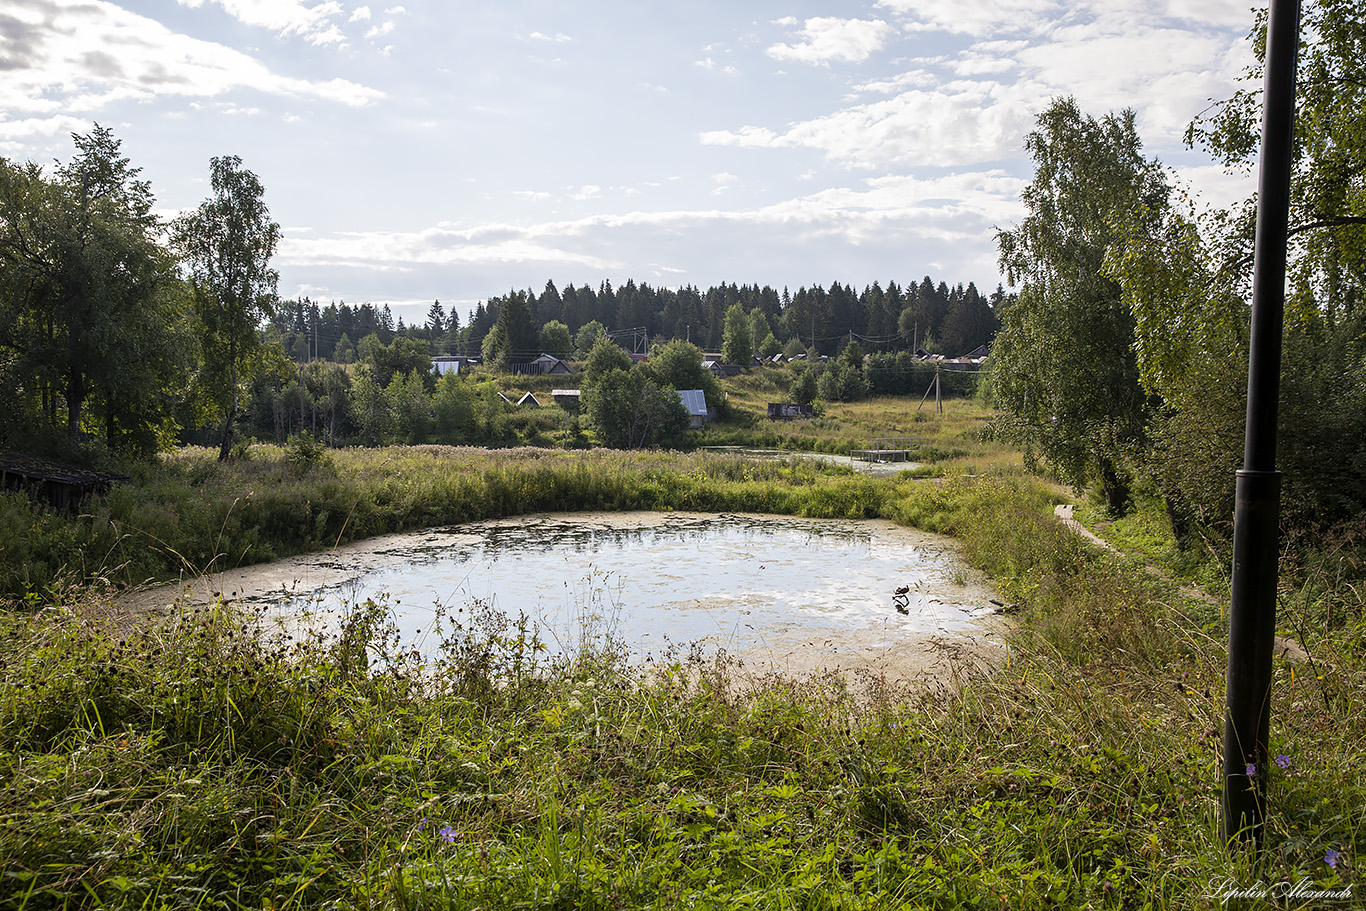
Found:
[850,438,917,463]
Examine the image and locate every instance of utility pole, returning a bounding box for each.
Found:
[1222,0,1299,849]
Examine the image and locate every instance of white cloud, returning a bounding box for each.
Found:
[277,168,1026,279]
[0,0,384,134]
[875,0,1059,37]
[707,1,1250,173]
[349,6,371,21]
[876,0,1254,38]
[177,0,349,45]
[529,32,572,42]
[365,20,394,39]
[768,17,895,65]
[703,82,1036,169]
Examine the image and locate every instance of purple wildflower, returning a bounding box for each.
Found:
[439,825,458,843]
[1245,763,1256,777]
[1275,754,1290,770]
[1325,848,1341,870]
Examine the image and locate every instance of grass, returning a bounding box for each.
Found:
[0,446,896,599]
[700,388,1021,474]
[1,403,1363,908]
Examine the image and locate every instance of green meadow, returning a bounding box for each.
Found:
[1,408,1361,909]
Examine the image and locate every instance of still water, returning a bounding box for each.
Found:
[244,512,1003,669]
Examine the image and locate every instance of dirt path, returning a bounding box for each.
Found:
[1052,502,1309,663]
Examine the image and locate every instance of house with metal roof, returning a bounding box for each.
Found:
[677,389,713,429]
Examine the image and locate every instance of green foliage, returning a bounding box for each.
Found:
[282,432,332,476]
[1106,0,1366,541]
[721,302,753,367]
[351,366,394,445]
[538,319,573,357]
[172,155,281,461]
[789,367,818,405]
[816,358,869,403]
[647,338,726,413]
[1187,0,1366,320]
[5,461,1363,907]
[584,367,690,450]
[574,320,607,358]
[386,369,432,444]
[582,335,633,383]
[0,126,192,459]
[366,335,434,389]
[991,97,1169,514]
[865,352,979,397]
[488,290,539,368]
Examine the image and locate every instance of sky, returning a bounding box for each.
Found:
[1,0,1263,326]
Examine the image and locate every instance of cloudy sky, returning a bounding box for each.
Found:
[2,0,1261,324]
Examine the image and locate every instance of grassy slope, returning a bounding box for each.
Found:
[1,400,1362,909]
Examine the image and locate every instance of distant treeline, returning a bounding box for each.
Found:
[267,278,1005,365]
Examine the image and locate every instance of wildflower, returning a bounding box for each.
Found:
[1245,763,1256,777]
[1275,754,1290,770]
[417,816,427,831]
[1325,848,1341,870]
[440,825,457,843]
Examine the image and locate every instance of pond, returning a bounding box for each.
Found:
[148,512,1006,680]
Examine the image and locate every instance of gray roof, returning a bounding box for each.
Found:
[677,389,708,417]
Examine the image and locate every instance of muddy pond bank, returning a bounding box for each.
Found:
[126,511,1008,682]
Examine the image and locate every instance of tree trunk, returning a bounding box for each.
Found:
[66,371,84,443]
[218,390,238,461]
[219,334,239,461]
[1164,494,1192,548]
[1099,458,1131,517]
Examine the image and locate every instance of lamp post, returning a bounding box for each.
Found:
[1221,0,1300,848]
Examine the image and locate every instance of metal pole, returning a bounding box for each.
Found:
[1222,0,1299,849]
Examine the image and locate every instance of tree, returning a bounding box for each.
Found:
[584,366,689,449]
[990,97,1169,513]
[488,290,538,368]
[538,320,572,357]
[789,367,818,405]
[816,343,869,402]
[1186,0,1366,320]
[425,300,446,338]
[172,155,281,460]
[721,303,753,366]
[1106,0,1366,536]
[0,125,190,457]
[647,339,725,413]
[582,335,632,383]
[574,320,607,357]
[939,282,998,355]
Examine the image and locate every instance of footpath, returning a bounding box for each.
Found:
[1053,502,1310,663]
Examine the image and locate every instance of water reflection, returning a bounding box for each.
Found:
[274,513,998,662]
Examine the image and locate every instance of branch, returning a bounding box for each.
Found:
[1216,215,1366,276]
[1289,215,1366,235]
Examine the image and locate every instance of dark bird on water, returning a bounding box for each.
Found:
[893,585,910,615]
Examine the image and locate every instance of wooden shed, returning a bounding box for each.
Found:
[0,453,127,511]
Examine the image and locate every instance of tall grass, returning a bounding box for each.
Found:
[0,446,895,599]
[2,449,1362,907]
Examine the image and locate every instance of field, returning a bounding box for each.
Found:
[1,395,1362,909]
